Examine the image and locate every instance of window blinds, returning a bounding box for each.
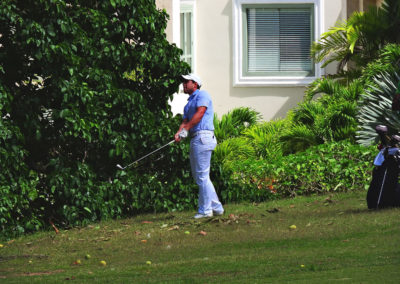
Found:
[246,7,313,75]
[180,11,193,68]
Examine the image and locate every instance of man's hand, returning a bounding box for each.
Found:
[175,128,188,142]
[179,128,188,139]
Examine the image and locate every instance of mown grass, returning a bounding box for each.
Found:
[1,191,399,283]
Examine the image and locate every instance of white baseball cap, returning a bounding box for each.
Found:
[182,73,202,88]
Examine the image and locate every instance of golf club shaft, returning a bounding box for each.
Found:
[377,168,387,209]
[122,140,175,169]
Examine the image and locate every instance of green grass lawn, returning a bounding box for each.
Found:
[1,191,399,283]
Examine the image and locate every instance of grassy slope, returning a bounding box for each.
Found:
[1,191,399,283]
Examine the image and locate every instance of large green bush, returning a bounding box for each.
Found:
[0,0,191,237]
[219,141,376,201]
[279,79,362,154]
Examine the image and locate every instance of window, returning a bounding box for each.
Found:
[233,0,322,86]
[180,3,194,71]
[244,5,314,76]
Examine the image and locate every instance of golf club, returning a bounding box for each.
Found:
[391,134,400,147]
[116,140,175,170]
[375,125,389,147]
[375,125,389,209]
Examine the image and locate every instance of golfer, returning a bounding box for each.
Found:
[175,74,224,219]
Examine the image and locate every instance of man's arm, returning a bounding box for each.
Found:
[184,106,206,131]
[175,106,207,142]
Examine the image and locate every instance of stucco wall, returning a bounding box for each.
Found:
[155,0,174,43]
[194,0,347,121]
[159,0,352,121]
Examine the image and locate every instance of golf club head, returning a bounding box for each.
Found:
[391,135,400,146]
[116,164,125,170]
[375,125,389,147]
[375,125,388,135]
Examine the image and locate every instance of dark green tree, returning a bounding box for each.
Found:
[0,0,189,235]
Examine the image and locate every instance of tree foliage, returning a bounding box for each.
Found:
[0,0,189,236]
[357,71,400,145]
[311,0,400,77]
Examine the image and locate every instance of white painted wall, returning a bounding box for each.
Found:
[161,0,348,121]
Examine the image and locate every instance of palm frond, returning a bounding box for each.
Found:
[242,120,287,160]
[304,77,341,101]
[280,124,323,154]
[290,101,325,126]
[312,1,400,76]
[213,137,256,169]
[214,107,261,142]
[357,71,400,145]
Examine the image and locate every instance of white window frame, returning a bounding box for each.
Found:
[178,0,196,73]
[233,0,324,87]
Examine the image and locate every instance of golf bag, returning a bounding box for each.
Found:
[367,147,400,209]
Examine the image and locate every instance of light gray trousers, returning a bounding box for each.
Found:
[190,131,224,215]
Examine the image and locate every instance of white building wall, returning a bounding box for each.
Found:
[161,0,348,121]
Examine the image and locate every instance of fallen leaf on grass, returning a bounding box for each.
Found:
[167,225,180,231]
[49,219,59,234]
[229,214,239,221]
[141,221,153,224]
[198,231,207,236]
[141,240,147,243]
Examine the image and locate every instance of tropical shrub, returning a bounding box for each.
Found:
[360,44,400,87]
[311,0,400,78]
[225,141,376,200]
[214,119,287,170]
[212,118,288,202]
[213,107,261,142]
[357,71,400,145]
[280,79,362,153]
[242,119,288,160]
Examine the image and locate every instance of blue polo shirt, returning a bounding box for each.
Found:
[183,89,215,133]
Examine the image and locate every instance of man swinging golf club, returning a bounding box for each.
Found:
[175,74,224,219]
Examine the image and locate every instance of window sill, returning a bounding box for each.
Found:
[233,76,318,87]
